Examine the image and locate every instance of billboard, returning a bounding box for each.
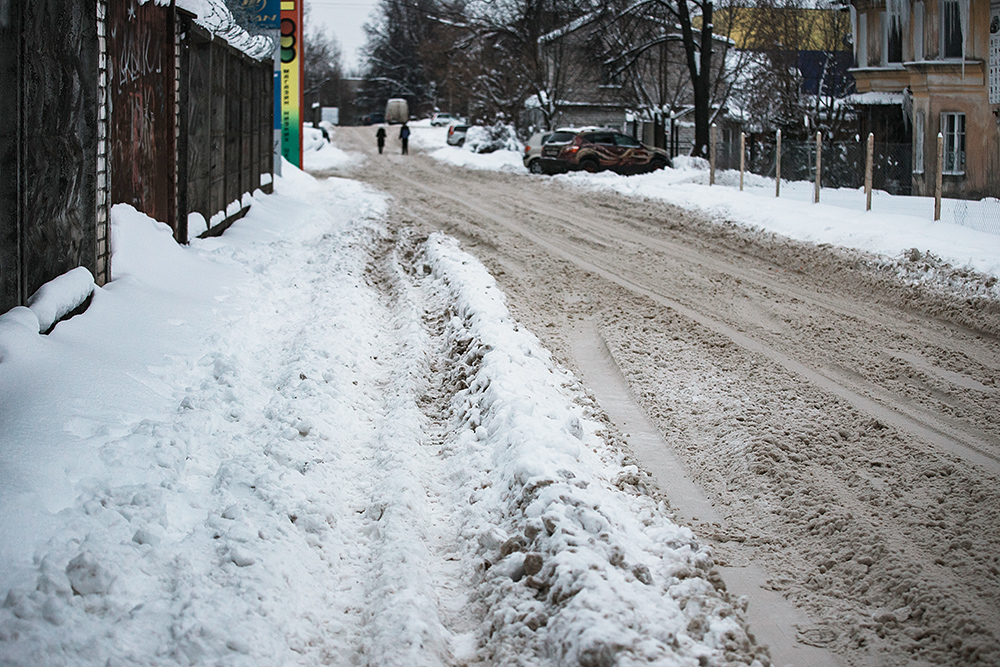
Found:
[280,0,303,167]
[225,0,280,36]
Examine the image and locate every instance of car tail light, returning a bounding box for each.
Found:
[525,146,531,154]
[565,145,579,154]
[448,127,454,136]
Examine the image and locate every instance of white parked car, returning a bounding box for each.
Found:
[446,123,469,146]
[523,131,555,173]
[431,112,462,126]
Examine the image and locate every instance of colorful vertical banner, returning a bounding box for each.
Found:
[280,0,303,167]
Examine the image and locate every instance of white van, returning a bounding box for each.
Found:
[385,98,409,125]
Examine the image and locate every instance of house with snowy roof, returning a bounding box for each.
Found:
[529,12,637,132]
[531,9,734,155]
[846,0,999,199]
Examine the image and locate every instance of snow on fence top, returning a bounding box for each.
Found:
[177,0,275,59]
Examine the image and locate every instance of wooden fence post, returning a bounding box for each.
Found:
[865,132,874,211]
[814,131,822,204]
[710,123,717,185]
[935,132,943,221]
[739,131,746,191]
[775,129,782,197]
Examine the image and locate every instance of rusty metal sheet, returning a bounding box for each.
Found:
[108,0,176,232]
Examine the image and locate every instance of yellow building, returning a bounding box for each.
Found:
[849,0,999,198]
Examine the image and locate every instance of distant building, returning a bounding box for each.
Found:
[713,6,854,99]
[847,0,999,199]
[532,13,634,131]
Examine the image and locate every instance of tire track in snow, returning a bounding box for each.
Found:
[387,168,1000,473]
[327,137,1000,666]
[347,228,484,666]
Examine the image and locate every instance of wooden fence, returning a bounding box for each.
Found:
[0,0,274,315]
[179,20,273,242]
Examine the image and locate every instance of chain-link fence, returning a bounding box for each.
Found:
[946,199,1000,235]
[723,136,912,194]
[711,134,1000,235]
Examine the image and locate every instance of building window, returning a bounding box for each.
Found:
[913,111,924,174]
[882,13,903,64]
[941,0,963,59]
[941,112,965,175]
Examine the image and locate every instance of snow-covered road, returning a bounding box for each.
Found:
[325,124,1000,667]
[0,168,764,665]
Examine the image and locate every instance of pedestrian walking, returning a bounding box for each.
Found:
[376,126,387,154]
[399,123,410,155]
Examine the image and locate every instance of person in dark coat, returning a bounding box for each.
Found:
[376,126,387,154]
[399,123,410,155]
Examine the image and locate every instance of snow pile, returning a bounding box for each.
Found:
[423,235,765,666]
[406,122,524,172]
[0,165,763,665]
[431,146,525,172]
[25,267,95,334]
[303,126,359,171]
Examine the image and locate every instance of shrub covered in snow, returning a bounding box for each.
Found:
[672,156,709,171]
[463,123,522,154]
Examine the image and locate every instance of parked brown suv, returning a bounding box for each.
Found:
[540,130,670,175]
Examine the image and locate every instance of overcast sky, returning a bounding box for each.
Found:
[307,0,380,73]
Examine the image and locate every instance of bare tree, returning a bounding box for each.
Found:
[725,0,853,139]
[460,0,596,128]
[357,0,476,118]
[304,24,345,122]
[603,0,726,157]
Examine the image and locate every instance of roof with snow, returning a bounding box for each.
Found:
[845,91,904,105]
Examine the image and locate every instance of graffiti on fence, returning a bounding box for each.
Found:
[108,0,176,231]
[112,21,164,95]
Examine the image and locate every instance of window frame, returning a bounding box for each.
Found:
[940,112,966,176]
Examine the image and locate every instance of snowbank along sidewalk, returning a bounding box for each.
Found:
[0,166,767,665]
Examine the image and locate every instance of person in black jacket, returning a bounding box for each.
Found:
[376,126,387,154]
[399,123,410,155]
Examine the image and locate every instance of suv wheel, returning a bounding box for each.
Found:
[581,158,600,173]
[529,160,544,174]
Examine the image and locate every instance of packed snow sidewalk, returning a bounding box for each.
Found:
[0,165,766,665]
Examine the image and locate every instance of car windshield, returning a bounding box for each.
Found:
[546,131,577,143]
[614,134,641,148]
